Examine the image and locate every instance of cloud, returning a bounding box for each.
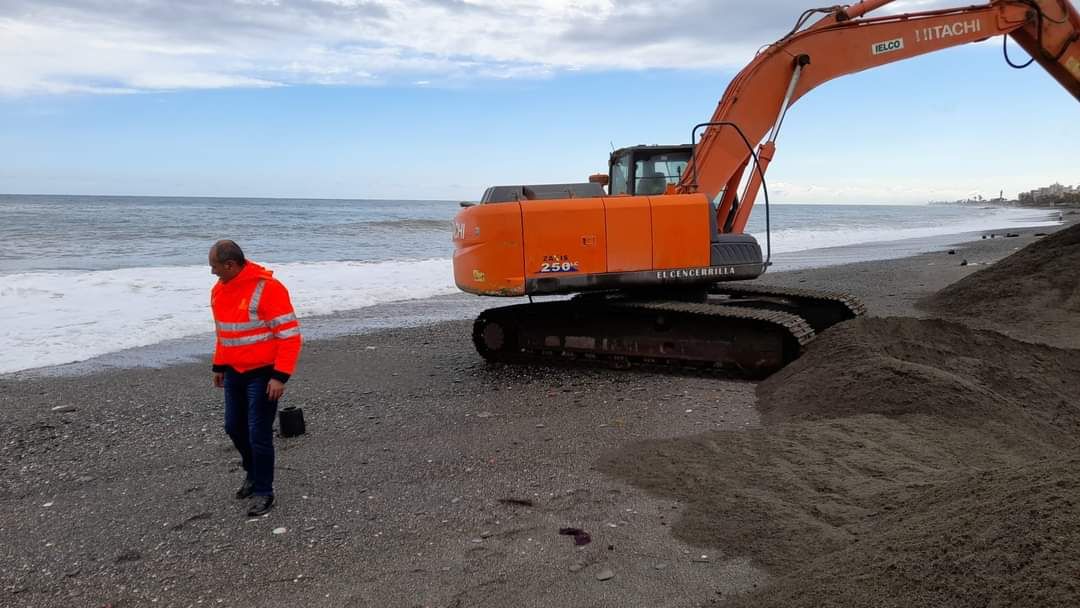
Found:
[0,0,992,95]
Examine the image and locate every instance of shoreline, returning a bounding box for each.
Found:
[6,215,1067,380]
[0,219,1076,607]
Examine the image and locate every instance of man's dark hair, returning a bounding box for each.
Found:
[212,240,246,265]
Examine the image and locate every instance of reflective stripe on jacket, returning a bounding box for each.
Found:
[211,261,302,380]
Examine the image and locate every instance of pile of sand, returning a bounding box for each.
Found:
[599,317,1080,607]
[921,222,1080,348]
[757,317,1080,437]
[727,458,1080,608]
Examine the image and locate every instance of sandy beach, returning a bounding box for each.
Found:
[2,220,1078,608]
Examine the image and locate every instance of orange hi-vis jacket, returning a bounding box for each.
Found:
[211,261,302,382]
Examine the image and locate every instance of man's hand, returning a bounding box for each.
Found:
[267,379,286,401]
[213,372,225,388]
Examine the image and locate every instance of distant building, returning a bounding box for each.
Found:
[1018,182,1080,206]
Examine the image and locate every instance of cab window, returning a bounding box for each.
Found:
[610,154,630,195]
[635,155,687,195]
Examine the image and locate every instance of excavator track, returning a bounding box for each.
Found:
[706,284,866,332]
[471,286,863,377]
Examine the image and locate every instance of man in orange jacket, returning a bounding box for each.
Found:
[209,240,302,517]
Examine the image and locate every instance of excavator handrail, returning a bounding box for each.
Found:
[690,120,773,269]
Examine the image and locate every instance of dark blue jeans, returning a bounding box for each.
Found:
[223,370,278,497]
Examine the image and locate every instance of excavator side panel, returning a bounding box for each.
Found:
[603,196,653,272]
[650,194,712,269]
[521,198,608,280]
[452,202,526,296]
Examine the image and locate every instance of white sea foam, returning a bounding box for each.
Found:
[0,258,457,374]
[752,207,1059,253]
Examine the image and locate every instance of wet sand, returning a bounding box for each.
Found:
[0,224,1074,607]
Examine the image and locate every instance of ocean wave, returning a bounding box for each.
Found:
[751,207,1059,254]
[310,218,451,234]
[364,218,451,231]
[0,258,457,374]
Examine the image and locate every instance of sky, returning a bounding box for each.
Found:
[0,0,1076,204]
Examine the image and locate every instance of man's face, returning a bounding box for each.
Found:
[209,250,241,282]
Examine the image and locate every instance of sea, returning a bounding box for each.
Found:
[0,194,1062,376]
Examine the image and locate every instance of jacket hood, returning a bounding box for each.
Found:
[224,261,273,286]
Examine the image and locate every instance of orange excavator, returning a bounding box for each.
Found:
[452,0,1080,375]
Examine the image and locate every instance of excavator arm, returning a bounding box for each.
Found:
[684,0,1080,235]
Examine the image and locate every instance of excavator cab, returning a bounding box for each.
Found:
[607,145,693,196]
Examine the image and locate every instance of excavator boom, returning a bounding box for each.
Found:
[689,0,1080,234]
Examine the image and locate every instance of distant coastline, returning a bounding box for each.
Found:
[930,181,1080,208]
[930,199,1080,210]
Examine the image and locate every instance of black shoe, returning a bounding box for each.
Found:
[247,495,274,517]
[235,479,254,500]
